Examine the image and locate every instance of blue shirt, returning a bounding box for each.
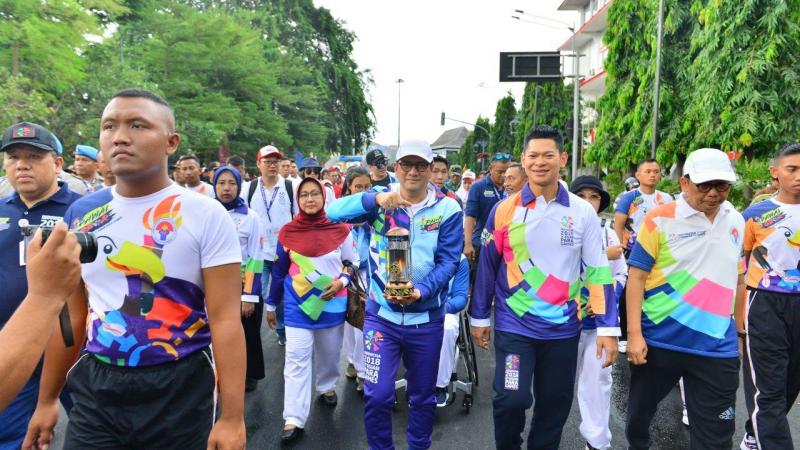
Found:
[0,182,82,329]
[464,177,505,246]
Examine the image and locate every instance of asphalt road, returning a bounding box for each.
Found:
[52,324,800,449]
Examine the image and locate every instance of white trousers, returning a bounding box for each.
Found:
[436,313,460,388]
[343,322,366,378]
[576,329,613,449]
[283,324,344,428]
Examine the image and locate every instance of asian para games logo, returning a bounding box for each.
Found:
[364,329,384,352]
[560,215,575,246]
[505,354,520,370]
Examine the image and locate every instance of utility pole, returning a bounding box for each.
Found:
[396,78,404,148]
[651,0,665,158]
[571,23,580,181]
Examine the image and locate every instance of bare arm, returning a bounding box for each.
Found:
[613,212,628,244]
[204,263,247,450]
[463,215,477,259]
[626,267,649,365]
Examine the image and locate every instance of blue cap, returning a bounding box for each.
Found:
[300,157,321,170]
[75,145,99,161]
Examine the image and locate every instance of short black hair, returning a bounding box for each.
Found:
[177,154,200,166]
[112,88,171,109]
[775,142,800,162]
[342,166,370,196]
[280,156,291,162]
[637,158,659,170]
[432,155,449,167]
[523,125,564,153]
[228,155,245,167]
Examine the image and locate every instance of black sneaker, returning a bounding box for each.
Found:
[435,387,449,407]
[584,443,600,450]
[319,391,338,407]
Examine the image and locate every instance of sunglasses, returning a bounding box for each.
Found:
[494,153,512,161]
[687,176,732,193]
[303,168,321,175]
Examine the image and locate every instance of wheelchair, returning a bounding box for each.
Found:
[393,311,479,413]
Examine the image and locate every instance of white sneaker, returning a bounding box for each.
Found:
[740,433,757,450]
[682,406,689,426]
[618,340,627,353]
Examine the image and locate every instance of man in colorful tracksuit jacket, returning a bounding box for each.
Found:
[470,181,619,450]
[327,173,462,448]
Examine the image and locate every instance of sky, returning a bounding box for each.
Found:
[313,0,579,147]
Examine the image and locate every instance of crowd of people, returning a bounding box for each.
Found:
[0,87,799,450]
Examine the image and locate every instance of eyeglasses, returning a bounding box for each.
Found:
[302,168,321,175]
[494,153,512,161]
[397,161,430,172]
[375,163,387,170]
[687,176,732,193]
[298,190,323,199]
[260,159,279,167]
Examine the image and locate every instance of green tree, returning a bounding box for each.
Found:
[489,93,517,155]
[513,82,574,158]
[679,0,800,157]
[459,116,491,171]
[0,71,50,127]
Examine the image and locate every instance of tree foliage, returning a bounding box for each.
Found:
[513,82,574,159]
[588,0,800,171]
[0,0,373,167]
[489,93,516,155]
[459,116,491,171]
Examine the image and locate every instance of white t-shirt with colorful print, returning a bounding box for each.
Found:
[64,183,241,367]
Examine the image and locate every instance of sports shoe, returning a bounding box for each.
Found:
[584,443,600,450]
[435,387,449,407]
[276,334,286,346]
[740,433,757,450]
[618,340,627,353]
[682,406,689,426]
[345,363,357,379]
[356,377,365,394]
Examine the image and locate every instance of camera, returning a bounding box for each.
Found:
[19,221,98,264]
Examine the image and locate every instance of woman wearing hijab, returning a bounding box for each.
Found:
[212,166,266,393]
[266,177,359,442]
[340,167,372,394]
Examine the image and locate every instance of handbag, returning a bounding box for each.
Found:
[344,261,367,330]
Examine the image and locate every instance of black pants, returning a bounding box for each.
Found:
[64,349,216,450]
[743,289,800,449]
[626,346,739,450]
[492,330,579,450]
[242,299,265,380]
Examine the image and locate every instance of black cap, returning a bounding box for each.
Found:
[569,175,611,212]
[1,122,62,154]
[365,148,387,166]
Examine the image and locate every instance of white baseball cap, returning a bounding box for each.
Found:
[257,145,282,160]
[462,170,476,180]
[683,148,736,183]
[395,139,433,163]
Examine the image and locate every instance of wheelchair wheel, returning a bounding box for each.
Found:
[461,313,479,387]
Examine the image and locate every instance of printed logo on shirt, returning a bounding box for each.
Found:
[419,214,443,232]
[73,203,116,232]
[480,227,494,246]
[665,230,707,245]
[504,354,520,391]
[0,217,9,231]
[483,189,496,197]
[718,406,734,421]
[363,329,384,384]
[39,214,63,228]
[144,195,183,246]
[730,226,741,245]
[560,215,574,246]
[756,208,787,228]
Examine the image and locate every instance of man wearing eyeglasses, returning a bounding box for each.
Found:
[327,140,462,450]
[366,148,396,188]
[625,148,744,450]
[464,153,510,278]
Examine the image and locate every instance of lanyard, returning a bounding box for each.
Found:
[259,179,280,223]
[491,183,505,200]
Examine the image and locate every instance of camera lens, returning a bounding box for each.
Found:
[74,232,98,263]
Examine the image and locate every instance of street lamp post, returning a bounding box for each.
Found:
[396,78,404,148]
[651,0,665,158]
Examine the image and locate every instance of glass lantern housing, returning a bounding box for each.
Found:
[385,227,413,297]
